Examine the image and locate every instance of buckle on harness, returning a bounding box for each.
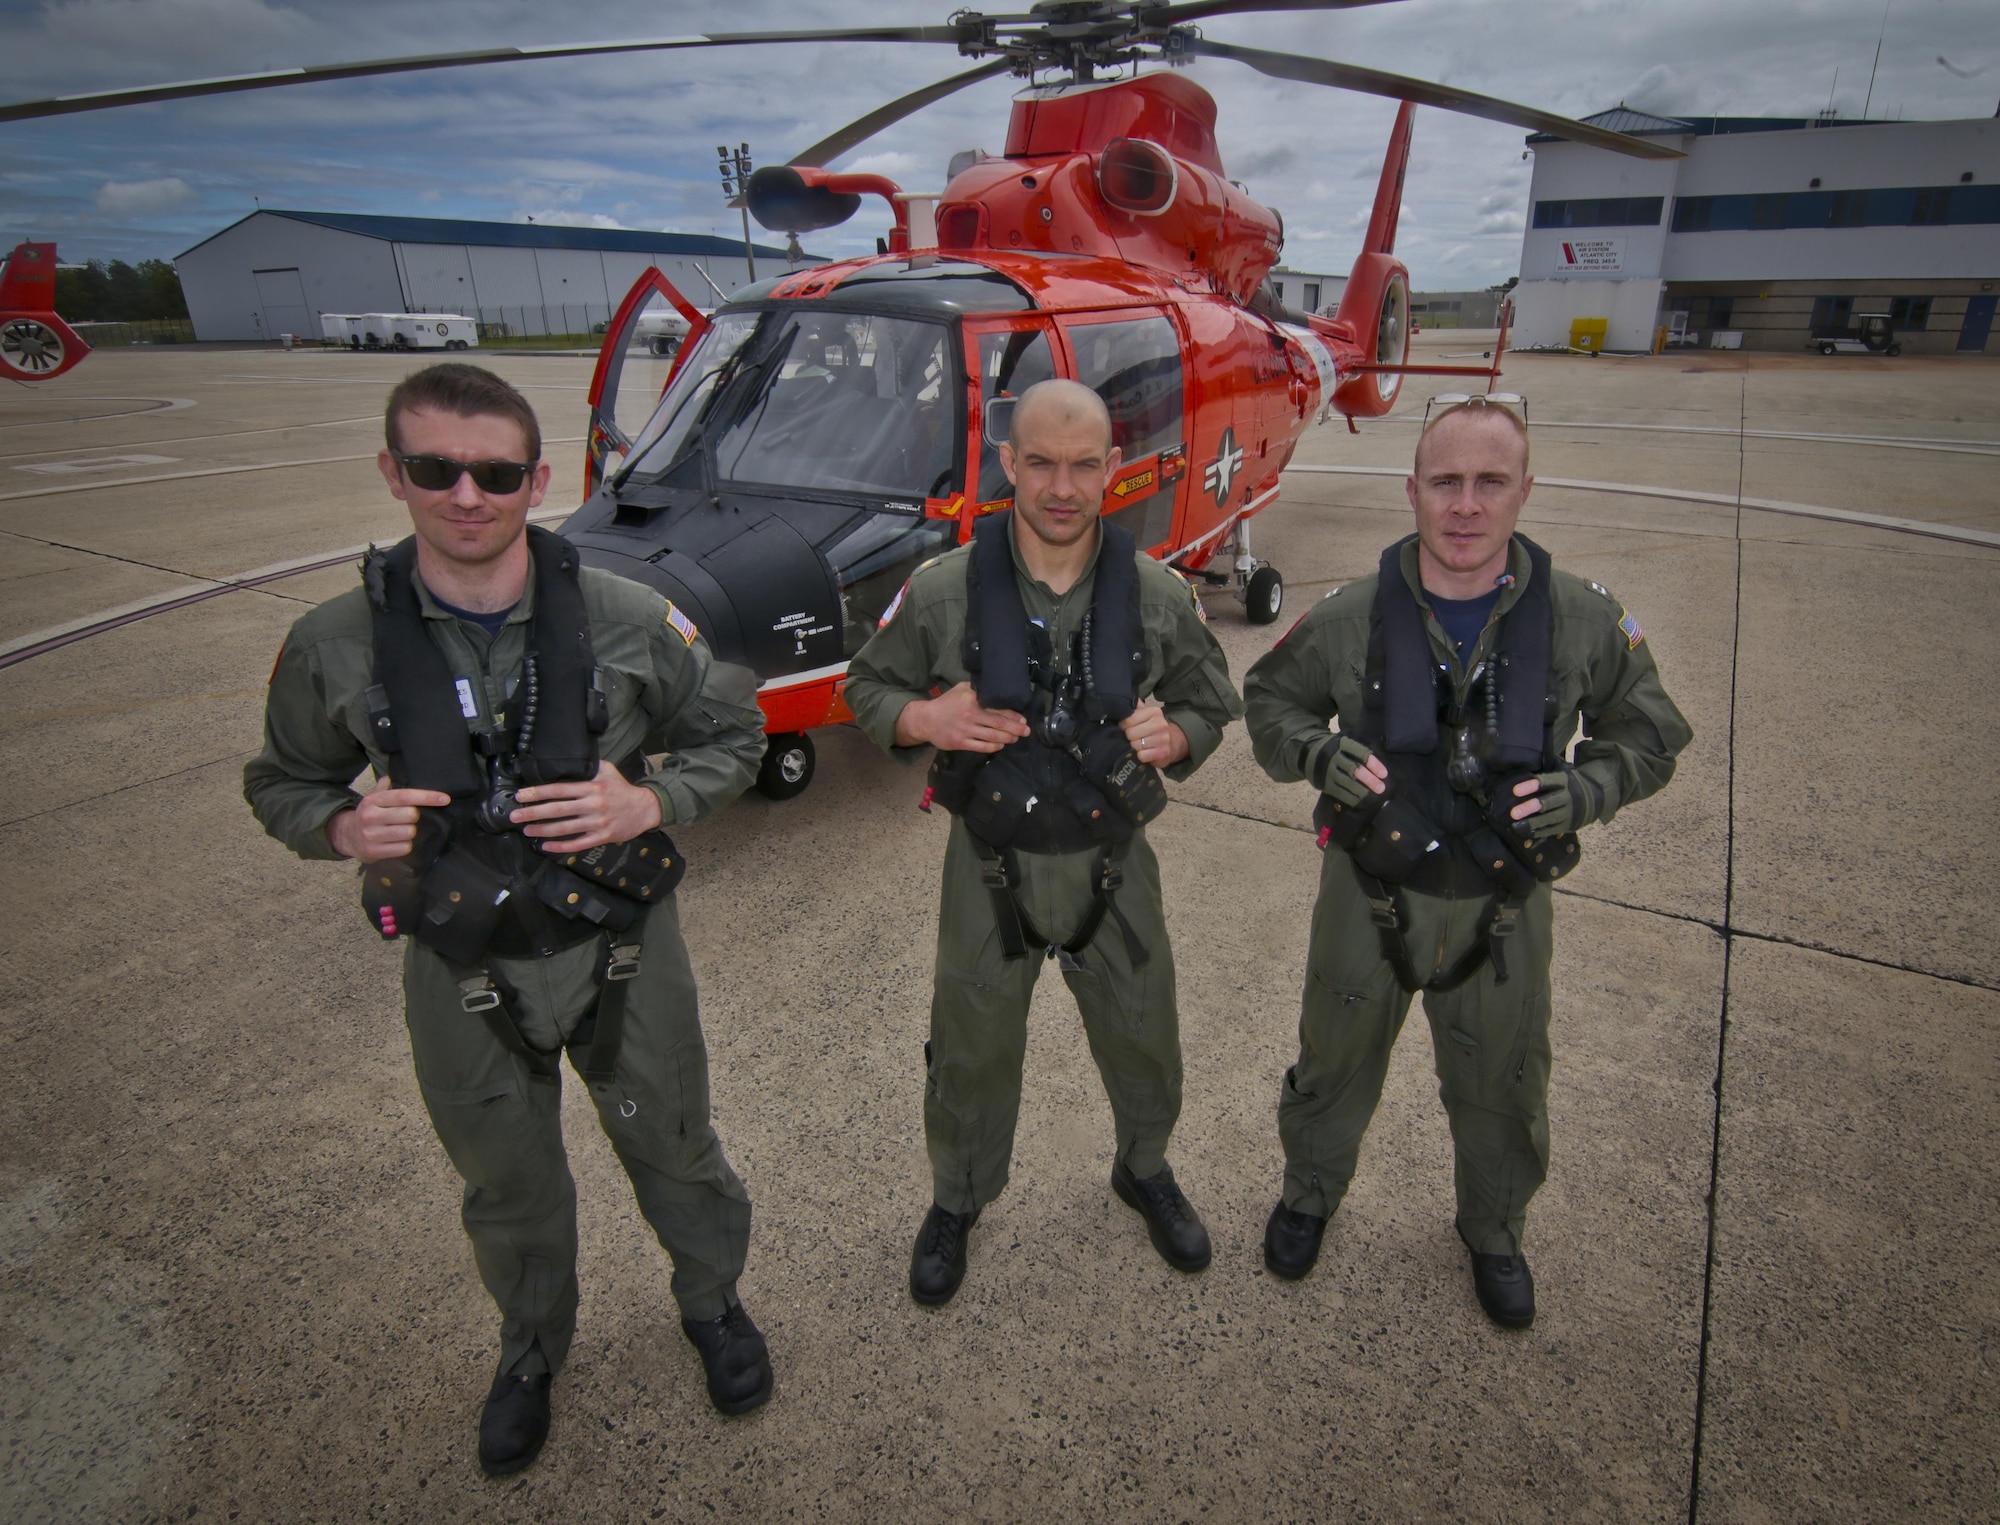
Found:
[458,976,503,1014]
[1488,905,1521,940]
[1365,895,1400,931]
[979,859,1011,891]
[604,943,642,982]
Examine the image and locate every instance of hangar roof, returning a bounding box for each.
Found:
[178,208,796,261]
[1527,107,1916,144]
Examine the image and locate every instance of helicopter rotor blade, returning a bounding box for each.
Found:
[0,27,963,124]
[1187,36,1686,159]
[789,58,1017,168]
[1155,0,1404,22]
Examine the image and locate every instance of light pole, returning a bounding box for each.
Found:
[717,143,756,284]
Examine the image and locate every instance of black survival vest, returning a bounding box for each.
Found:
[357,528,685,1076]
[1315,534,1580,991]
[923,512,1165,967]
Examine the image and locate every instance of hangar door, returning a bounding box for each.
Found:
[253,267,311,342]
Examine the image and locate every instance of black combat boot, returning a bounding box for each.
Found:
[909,1203,980,1305]
[1470,1250,1536,1329]
[680,1302,774,1416]
[1262,1201,1329,1280]
[478,1371,552,1477]
[1111,1159,1212,1272]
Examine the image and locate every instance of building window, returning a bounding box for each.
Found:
[1810,297,1854,336]
[1533,196,1665,228]
[1274,281,1285,302]
[1888,296,1932,331]
[1304,282,1320,310]
[1673,183,2000,232]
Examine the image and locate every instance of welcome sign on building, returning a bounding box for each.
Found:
[1556,238,1624,273]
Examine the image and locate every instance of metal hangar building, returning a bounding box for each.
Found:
[173,209,799,342]
[1510,107,1999,354]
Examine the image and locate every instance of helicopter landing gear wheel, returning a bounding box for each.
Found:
[1,317,66,377]
[1245,565,1284,625]
[755,731,815,800]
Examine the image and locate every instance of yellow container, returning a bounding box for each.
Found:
[1570,317,1609,352]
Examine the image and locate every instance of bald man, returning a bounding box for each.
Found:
[845,380,1243,1305]
[1243,396,1691,1328]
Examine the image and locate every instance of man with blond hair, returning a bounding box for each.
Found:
[1244,394,1691,1327]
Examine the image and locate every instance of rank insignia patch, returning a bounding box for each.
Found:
[664,603,699,646]
[1618,608,1645,649]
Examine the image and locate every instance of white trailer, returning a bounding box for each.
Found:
[319,312,361,346]
[357,312,478,350]
[634,307,706,356]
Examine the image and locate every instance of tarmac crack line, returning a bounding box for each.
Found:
[1170,798,1997,993]
[1686,373,1750,1525]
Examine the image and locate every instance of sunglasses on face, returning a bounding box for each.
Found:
[1422,391,1529,429]
[395,453,536,494]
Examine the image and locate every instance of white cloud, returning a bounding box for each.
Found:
[95,176,194,215]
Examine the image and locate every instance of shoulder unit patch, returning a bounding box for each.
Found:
[878,578,912,629]
[1618,607,1645,649]
[664,602,699,646]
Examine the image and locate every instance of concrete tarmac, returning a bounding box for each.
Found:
[1,335,1994,1522]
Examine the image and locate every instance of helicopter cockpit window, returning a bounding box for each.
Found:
[975,327,1057,503]
[824,510,956,656]
[1069,315,1184,461]
[616,309,761,485]
[709,312,958,499]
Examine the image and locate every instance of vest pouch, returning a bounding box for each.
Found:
[962,756,1036,849]
[561,829,686,906]
[926,748,985,816]
[1350,796,1445,884]
[415,849,515,966]
[1061,773,1134,846]
[529,860,642,931]
[358,810,448,940]
[1074,723,1166,828]
[1313,789,1384,852]
[1462,824,1540,898]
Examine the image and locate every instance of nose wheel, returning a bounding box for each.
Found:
[1243,564,1284,625]
[755,731,816,800]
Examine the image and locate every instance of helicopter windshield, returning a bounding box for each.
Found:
[615,309,760,485]
[619,307,958,501]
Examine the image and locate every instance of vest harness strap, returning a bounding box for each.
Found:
[362,528,678,1056]
[929,511,1158,967]
[1326,534,1569,992]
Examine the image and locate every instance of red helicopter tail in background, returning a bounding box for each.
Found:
[1,242,92,382]
[1319,102,1506,420]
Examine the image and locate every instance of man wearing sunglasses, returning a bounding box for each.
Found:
[246,363,772,1475]
[1243,393,1691,1329]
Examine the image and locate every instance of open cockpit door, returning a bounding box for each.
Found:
[584,266,711,495]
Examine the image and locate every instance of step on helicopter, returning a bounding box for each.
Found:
[3,1,1677,798]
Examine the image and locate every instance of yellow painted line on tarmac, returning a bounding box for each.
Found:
[0,436,585,504]
[1283,464,2000,549]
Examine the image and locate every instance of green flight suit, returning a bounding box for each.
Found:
[1243,537,1692,1255]
[245,559,766,1376]
[844,523,1242,1214]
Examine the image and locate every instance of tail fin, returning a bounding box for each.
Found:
[1361,103,1416,257]
[0,242,59,312]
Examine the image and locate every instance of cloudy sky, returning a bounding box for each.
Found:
[4,0,1996,288]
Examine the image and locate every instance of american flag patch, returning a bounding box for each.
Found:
[878,578,911,629]
[664,603,699,646]
[1618,609,1645,649]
